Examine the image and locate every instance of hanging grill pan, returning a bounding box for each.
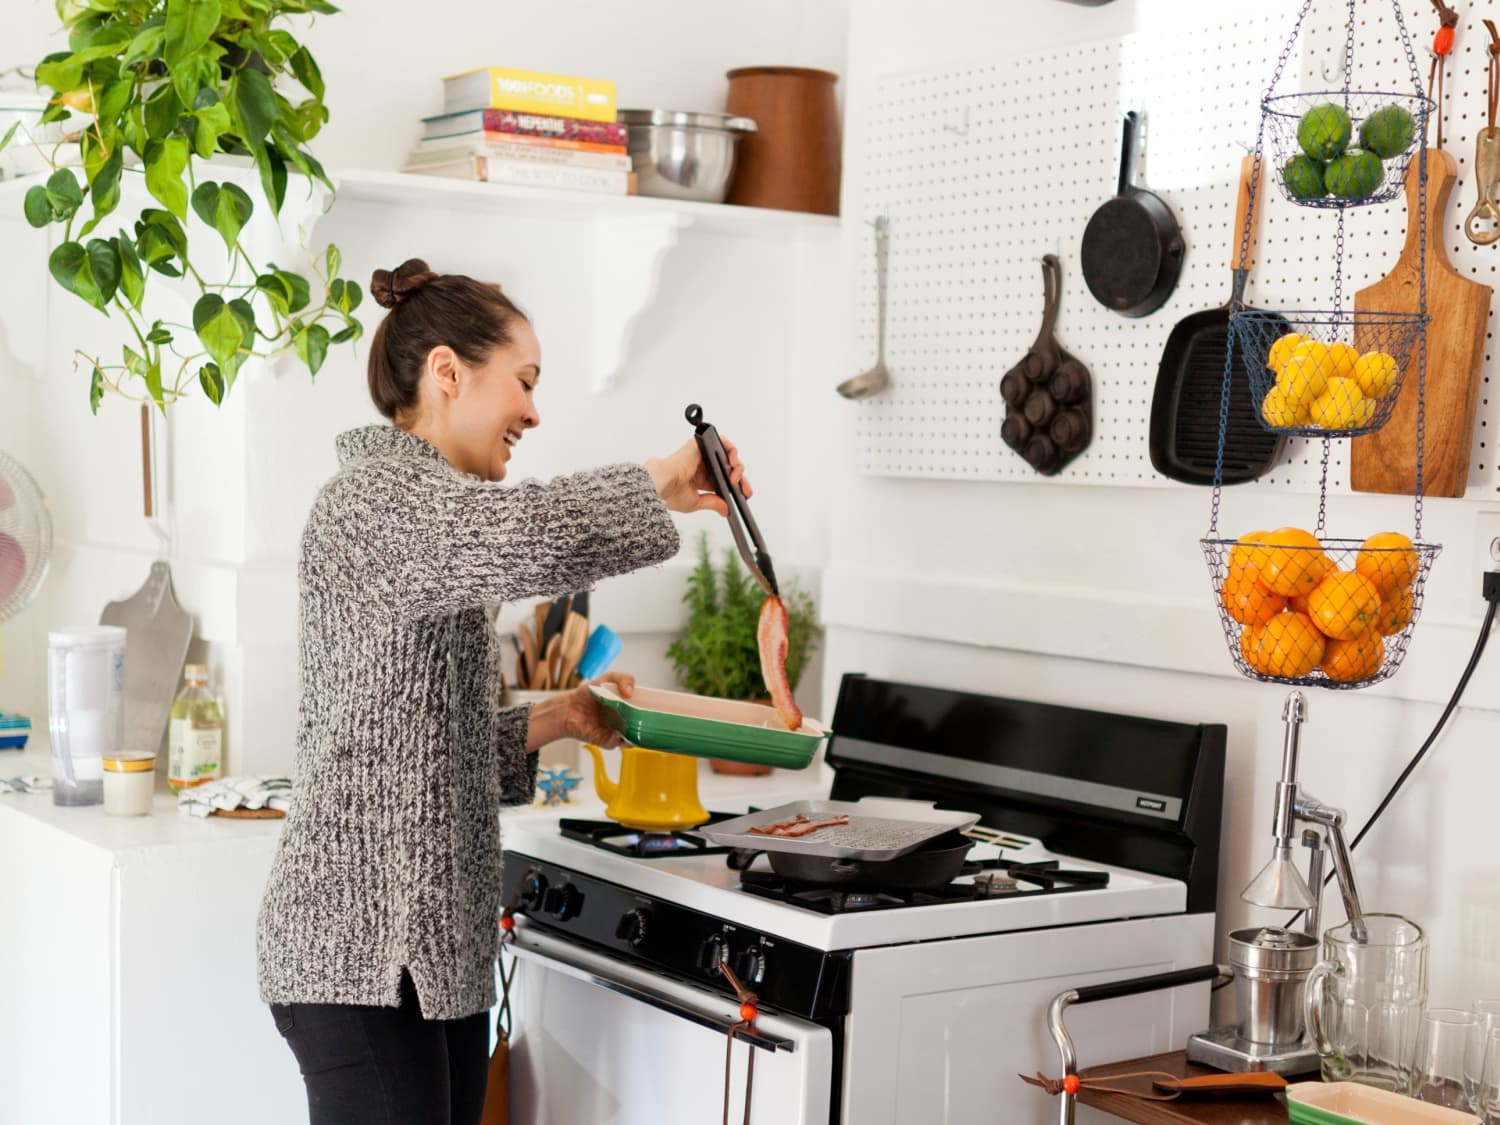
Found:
[1081,110,1185,317]
[1151,155,1287,484]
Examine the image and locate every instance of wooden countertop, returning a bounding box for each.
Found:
[1074,1051,1290,1124]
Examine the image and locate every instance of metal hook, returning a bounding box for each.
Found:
[1319,52,1345,84]
[864,206,890,230]
[941,106,970,138]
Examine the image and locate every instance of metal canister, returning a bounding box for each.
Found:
[1229,926,1319,1046]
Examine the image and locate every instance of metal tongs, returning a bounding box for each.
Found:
[685,403,779,598]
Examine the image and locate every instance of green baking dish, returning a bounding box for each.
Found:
[1286,1081,1480,1124]
[587,684,828,769]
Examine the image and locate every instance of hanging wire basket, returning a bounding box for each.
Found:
[1263,91,1432,209]
[1232,309,1427,437]
[1201,532,1440,689]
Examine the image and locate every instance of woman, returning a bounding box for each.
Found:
[256,259,750,1125]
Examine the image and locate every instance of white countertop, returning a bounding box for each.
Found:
[0,735,834,859]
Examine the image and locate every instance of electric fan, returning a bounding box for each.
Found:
[0,449,52,748]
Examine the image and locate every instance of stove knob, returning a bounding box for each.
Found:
[518,870,548,912]
[730,947,766,985]
[543,882,581,921]
[615,908,650,947]
[696,935,725,975]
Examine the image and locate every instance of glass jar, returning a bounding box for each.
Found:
[103,751,156,816]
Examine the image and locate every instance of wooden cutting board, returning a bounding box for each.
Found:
[1350,149,1493,497]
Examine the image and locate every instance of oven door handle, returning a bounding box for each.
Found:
[506,923,796,1054]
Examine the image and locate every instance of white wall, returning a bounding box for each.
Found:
[833,0,1500,1020]
[0,0,849,771]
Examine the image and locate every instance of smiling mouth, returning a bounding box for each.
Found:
[503,432,522,449]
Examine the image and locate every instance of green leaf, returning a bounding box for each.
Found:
[146,320,172,345]
[253,272,291,316]
[191,98,231,158]
[276,268,309,311]
[215,183,253,251]
[324,243,340,281]
[288,46,324,99]
[232,69,275,151]
[24,186,53,228]
[254,143,286,214]
[121,24,166,68]
[89,363,105,414]
[163,0,219,68]
[295,322,329,375]
[339,279,362,313]
[143,136,189,218]
[96,77,133,124]
[170,52,218,112]
[194,294,244,368]
[330,322,360,345]
[47,168,84,209]
[81,147,123,234]
[35,52,86,94]
[122,345,148,376]
[228,297,255,338]
[189,180,218,227]
[116,233,144,308]
[49,239,119,309]
[0,120,19,155]
[142,84,182,141]
[143,361,164,406]
[199,362,224,404]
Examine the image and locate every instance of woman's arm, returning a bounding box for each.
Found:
[315,461,679,616]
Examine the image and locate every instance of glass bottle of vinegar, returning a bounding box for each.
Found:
[168,664,222,793]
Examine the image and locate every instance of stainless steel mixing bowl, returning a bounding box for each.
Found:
[617,109,757,203]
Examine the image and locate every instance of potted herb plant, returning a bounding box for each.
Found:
[666,533,818,775]
[4,0,361,412]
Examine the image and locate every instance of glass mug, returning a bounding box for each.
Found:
[1304,914,1428,1093]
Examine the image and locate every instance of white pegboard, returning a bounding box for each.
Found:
[855,0,1499,500]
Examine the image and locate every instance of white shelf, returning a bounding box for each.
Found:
[330,167,841,239]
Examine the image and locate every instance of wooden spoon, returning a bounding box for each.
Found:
[1150,1073,1287,1097]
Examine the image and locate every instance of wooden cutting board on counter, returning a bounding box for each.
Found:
[1350,149,1493,497]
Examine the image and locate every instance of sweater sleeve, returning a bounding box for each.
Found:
[309,459,681,616]
[497,703,538,807]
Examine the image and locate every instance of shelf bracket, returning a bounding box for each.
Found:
[589,210,684,394]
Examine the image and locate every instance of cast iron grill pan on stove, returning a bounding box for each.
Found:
[698,798,980,861]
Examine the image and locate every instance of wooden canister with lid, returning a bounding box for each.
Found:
[725,66,841,215]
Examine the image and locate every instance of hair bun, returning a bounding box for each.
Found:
[370,258,439,309]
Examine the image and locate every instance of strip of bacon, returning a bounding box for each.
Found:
[773,815,849,837]
[757,595,803,731]
[748,813,849,837]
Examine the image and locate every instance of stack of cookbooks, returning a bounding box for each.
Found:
[404,66,634,196]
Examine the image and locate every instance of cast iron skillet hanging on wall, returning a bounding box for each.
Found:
[1081,110,1184,317]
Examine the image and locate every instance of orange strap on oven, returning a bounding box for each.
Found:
[718,959,760,1125]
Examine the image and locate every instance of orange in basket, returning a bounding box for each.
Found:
[1241,612,1326,678]
[1355,531,1419,594]
[1259,528,1334,597]
[1306,570,1383,640]
[1319,632,1385,683]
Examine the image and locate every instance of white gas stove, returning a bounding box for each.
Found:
[498,674,1226,1125]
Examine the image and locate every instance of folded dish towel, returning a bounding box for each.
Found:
[177,776,292,818]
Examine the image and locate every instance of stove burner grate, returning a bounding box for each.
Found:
[734,859,1110,914]
[558,813,741,858]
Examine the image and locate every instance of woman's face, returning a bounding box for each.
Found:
[447,317,542,482]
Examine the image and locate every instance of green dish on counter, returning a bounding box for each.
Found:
[588,684,827,769]
[1286,1081,1479,1124]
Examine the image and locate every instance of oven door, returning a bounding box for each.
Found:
[504,920,834,1125]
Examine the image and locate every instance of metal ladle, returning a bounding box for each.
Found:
[837,215,891,399]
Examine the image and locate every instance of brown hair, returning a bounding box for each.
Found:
[366,258,528,420]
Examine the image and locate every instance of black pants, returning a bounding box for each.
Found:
[270,972,490,1125]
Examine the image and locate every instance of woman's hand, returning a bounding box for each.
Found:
[644,437,751,516]
[525,672,637,751]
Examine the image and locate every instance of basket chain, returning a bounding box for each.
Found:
[1316,438,1331,538]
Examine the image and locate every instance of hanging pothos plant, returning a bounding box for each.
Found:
[3,0,362,412]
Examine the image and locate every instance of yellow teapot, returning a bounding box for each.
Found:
[583,744,708,832]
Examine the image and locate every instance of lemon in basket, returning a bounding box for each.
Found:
[1297,103,1351,162]
[1359,104,1416,159]
[1267,332,1306,373]
[1354,350,1398,399]
[1308,377,1368,429]
[1260,385,1300,428]
[1276,354,1327,414]
[1325,341,1360,381]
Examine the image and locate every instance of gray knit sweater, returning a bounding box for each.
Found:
[256,425,679,1019]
